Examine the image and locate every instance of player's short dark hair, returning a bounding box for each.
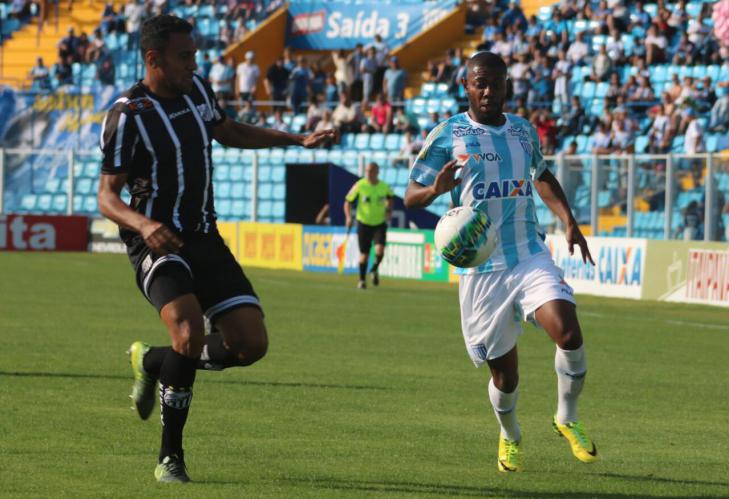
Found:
[140,15,193,58]
[466,51,507,76]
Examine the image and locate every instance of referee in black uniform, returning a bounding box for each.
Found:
[97,15,336,483]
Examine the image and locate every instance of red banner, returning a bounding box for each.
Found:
[0,215,88,251]
[686,249,729,304]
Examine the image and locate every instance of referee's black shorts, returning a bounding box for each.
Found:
[126,231,262,323]
[357,222,387,255]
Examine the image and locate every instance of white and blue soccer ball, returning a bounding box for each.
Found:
[434,206,498,268]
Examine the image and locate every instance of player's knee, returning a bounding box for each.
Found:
[226,326,268,365]
[555,325,582,350]
[492,372,519,393]
[168,316,205,358]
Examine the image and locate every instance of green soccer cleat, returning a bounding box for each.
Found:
[154,454,190,483]
[127,341,156,420]
[552,417,600,463]
[497,434,523,472]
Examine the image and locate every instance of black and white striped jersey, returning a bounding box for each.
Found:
[100,74,226,243]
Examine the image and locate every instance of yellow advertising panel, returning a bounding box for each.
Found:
[237,222,303,271]
[217,222,239,257]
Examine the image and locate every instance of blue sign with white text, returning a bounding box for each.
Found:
[286,1,457,50]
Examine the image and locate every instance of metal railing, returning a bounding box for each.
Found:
[0,147,727,241]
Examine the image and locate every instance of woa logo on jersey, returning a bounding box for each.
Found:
[472,179,533,200]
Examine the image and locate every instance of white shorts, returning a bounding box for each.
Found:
[458,252,575,367]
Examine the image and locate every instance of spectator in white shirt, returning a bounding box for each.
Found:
[236,51,260,103]
[566,31,589,65]
[490,31,513,60]
[644,25,667,65]
[209,56,235,99]
[552,50,571,105]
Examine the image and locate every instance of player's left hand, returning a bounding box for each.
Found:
[566,222,595,266]
[301,129,339,148]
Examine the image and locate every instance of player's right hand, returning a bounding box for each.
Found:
[432,159,462,195]
[140,220,183,255]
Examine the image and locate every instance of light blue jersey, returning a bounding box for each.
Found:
[410,112,549,274]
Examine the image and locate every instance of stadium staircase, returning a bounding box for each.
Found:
[0,1,110,88]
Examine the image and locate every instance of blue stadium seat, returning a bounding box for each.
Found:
[284,149,299,163]
[216,199,231,218]
[421,82,435,97]
[258,183,273,199]
[258,165,273,182]
[231,182,246,199]
[272,166,286,182]
[19,194,37,212]
[580,82,595,99]
[273,201,285,219]
[370,133,385,150]
[214,164,230,181]
[82,195,97,213]
[272,184,285,200]
[382,168,397,185]
[231,200,247,218]
[341,133,356,149]
[230,166,244,182]
[216,181,231,198]
[706,134,718,152]
[52,194,67,213]
[354,134,370,150]
[45,177,61,194]
[258,200,273,217]
[635,135,649,153]
[298,150,314,163]
[384,134,400,151]
[76,178,92,195]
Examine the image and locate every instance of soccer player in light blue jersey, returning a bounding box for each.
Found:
[405,52,599,472]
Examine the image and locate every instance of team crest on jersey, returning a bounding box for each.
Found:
[197,103,214,121]
[453,125,487,137]
[126,97,155,113]
[472,179,533,200]
[507,126,528,140]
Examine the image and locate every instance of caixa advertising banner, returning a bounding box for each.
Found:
[286,1,456,50]
[545,235,646,299]
[0,214,88,251]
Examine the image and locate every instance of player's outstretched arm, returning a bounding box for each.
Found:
[212,118,338,149]
[98,173,183,255]
[534,169,595,265]
[404,159,461,209]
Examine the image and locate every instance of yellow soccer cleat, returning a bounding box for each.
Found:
[552,417,600,463]
[497,434,523,472]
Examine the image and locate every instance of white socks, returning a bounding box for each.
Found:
[554,345,587,424]
[488,378,521,442]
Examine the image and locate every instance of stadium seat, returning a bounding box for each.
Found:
[421,82,435,97]
[258,165,273,182]
[272,184,285,200]
[635,136,649,153]
[214,164,230,181]
[229,166,244,182]
[258,183,273,200]
[298,150,314,163]
[258,200,273,217]
[82,195,97,213]
[231,182,246,199]
[52,194,67,213]
[19,194,37,212]
[272,201,285,219]
[271,166,285,183]
[369,133,385,150]
[354,134,370,150]
[231,200,247,218]
[216,181,231,198]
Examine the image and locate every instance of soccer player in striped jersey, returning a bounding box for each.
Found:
[404,52,599,472]
[97,15,336,483]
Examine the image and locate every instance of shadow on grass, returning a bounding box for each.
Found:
[0,370,388,391]
[278,476,727,498]
[583,471,729,489]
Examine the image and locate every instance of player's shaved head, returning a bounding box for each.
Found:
[461,51,508,125]
[466,51,507,77]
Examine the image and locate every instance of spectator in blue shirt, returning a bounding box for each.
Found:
[501,0,527,33]
[199,53,213,80]
[383,56,407,104]
[288,56,313,113]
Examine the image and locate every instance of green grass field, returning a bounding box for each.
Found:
[1,252,729,498]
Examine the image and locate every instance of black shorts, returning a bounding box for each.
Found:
[127,231,262,323]
[357,222,387,255]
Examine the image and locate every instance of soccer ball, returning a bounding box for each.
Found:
[434,206,498,268]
